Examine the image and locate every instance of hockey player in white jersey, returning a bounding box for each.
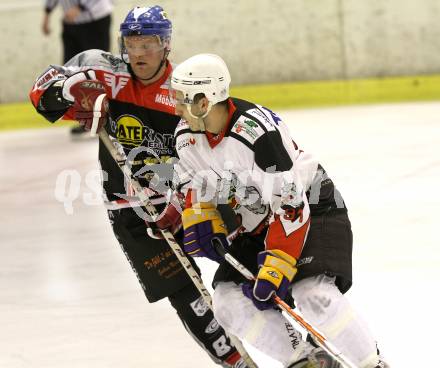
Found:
[166,54,388,368]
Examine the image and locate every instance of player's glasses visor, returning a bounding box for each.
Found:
[121,36,165,54]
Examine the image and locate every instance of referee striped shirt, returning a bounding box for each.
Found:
[44,0,113,24]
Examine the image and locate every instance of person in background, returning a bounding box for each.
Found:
[42,0,113,138]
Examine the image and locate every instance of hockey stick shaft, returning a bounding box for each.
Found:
[97,128,258,368]
[214,241,358,368]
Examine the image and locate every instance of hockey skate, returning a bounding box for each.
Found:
[288,347,342,368]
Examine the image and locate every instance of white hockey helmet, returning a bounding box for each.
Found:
[171,53,231,106]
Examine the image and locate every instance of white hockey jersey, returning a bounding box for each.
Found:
[174,98,333,259]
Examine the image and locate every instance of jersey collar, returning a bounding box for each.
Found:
[132,60,172,91]
[205,98,236,148]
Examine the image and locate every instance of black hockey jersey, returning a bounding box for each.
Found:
[30,49,179,208]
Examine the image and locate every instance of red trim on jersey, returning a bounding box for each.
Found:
[205,98,236,149]
[127,61,175,113]
[265,215,310,259]
[185,188,195,208]
[93,61,175,115]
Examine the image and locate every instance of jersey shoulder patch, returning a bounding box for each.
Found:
[229,99,280,147]
[230,115,267,146]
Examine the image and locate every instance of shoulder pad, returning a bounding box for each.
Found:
[175,119,190,135]
[175,120,197,143]
[65,50,128,74]
[247,105,281,131]
[254,130,293,171]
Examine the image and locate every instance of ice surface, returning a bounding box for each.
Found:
[1,102,439,367]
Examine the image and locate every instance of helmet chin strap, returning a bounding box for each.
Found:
[186,102,212,132]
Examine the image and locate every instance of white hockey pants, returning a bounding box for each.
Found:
[213,275,382,368]
[292,274,380,368]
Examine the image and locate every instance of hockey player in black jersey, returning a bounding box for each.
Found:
[169,53,389,368]
[30,7,249,368]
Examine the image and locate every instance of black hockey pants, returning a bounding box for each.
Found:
[108,208,242,367]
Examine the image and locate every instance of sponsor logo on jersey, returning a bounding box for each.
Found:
[205,319,220,334]
[247,108,271,125]
[260,105,282,125]
[116,115,144,146]
[115,115,174,150]
[244,119,258,128]
[247,107,279,131]
[190,296,210,317]
[177,138,190,151]
[241,120,258,139]
[154,93,176,107]
[103,73,130,98]
[232,118,259,141]
[177,136,196,151]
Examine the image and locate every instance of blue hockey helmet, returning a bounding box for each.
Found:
[119,6,172,80]
[120,6,172,44]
